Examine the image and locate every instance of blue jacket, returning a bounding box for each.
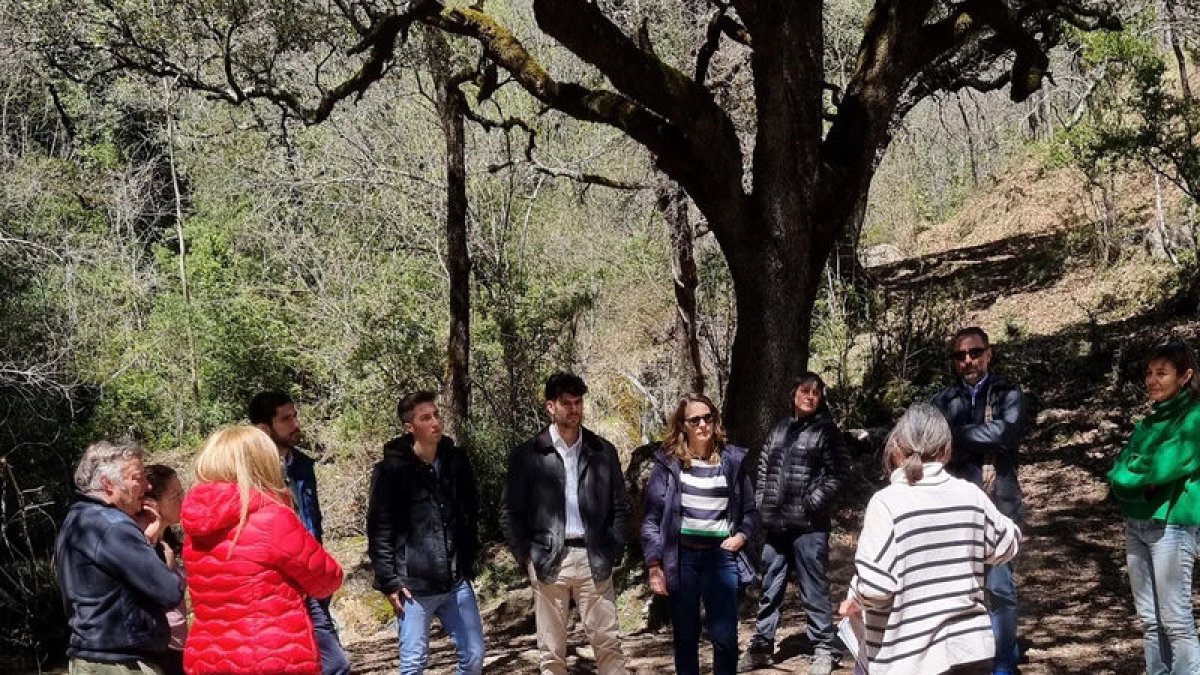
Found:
[640,444,758,593]
[285,448,324,542]
[55,496,184,662]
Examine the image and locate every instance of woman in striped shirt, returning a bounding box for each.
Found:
[641,393,758,675]
[839,403,1021,675]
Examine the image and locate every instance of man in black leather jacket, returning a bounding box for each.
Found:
[501,372,629,675]
[932,327,1028,675]
[741,372,849,675]
[367,391,483,674]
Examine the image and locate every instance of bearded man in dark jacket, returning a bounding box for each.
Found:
[740,372,849,675]
[367,391,483,675]
[500,372,629,675]
[931,327,1028,675]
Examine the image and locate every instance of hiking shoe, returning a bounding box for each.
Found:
[737,649,772,672]
[808,651,834,675]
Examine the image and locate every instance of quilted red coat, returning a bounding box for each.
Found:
[181,481,343,674]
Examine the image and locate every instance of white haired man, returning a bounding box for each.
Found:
[55,441,183,674]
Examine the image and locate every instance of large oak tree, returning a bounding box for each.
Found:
[38,0,1118,445]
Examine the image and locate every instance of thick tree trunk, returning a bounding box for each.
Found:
[427,29,471,441]
[711,4,829,451]
[721,234,824,452]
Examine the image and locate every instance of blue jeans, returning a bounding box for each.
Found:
[306,597,351,675]
[398,580,485,675]
[670,546,740,675]
[987,562,1019,673]
[1126,519,1200,675]
[750,531,836,654]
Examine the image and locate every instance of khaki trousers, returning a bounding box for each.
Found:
[69,658,164,675]
[529,546,628,675]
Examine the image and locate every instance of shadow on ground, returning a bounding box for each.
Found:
[348,230,1196,674]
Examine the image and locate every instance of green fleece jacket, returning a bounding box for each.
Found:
[1109,390,1200,524]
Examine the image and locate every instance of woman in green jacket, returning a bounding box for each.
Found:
[1109,341,1200,675]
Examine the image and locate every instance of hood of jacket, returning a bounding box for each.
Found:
[181,481,276,538]
[792,407,834,429]
[382,434,458,464]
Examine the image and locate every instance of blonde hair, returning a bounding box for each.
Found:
[883,403,953,485]
[194,426,291,548]
[663,394,726,469]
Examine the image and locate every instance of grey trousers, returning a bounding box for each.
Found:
[748,530,837,655]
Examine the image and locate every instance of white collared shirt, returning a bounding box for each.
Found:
[550,424,586,538]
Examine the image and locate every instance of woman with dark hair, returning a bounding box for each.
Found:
[641,393,757,675]
[141,465,187,675]
[741,372,849,675]
[1109,340,1200,675]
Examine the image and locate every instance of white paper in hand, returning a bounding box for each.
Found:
[838,613,870,675]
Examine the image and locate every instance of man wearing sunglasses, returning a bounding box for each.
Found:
[931,327,1028,675]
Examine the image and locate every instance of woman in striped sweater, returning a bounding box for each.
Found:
[641,393,758,675]
[840,403,1021,675]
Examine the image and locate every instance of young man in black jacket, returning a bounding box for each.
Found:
[500,372,629,675]
[741,373,849,675]
[367,391,484,674]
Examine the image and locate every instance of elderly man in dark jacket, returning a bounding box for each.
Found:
[56,441,184,674]
[501,372,629,675]
[931,327,1028,675]
[741,372,849,675]
[368,391,483,675]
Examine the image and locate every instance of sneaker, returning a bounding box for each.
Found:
[808,651,834,675]
[737,649,773,672]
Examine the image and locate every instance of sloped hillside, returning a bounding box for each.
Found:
[337,156,1197,674]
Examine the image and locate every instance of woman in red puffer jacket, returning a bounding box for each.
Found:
[182,425,343,674]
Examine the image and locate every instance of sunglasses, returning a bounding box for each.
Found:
[683,413,716,427]
[951,347,988,362]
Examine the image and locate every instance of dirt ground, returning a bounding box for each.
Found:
[345,217,1192,674]
[345,446,1151,675]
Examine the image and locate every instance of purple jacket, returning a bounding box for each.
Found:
[640,444,758,592]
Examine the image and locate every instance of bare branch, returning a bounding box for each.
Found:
[530,0,715,130]
[463,94,646,190]
[695,10,751,85]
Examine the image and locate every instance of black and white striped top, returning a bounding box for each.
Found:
[679,461,730,541]
[847,462,1020,675]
